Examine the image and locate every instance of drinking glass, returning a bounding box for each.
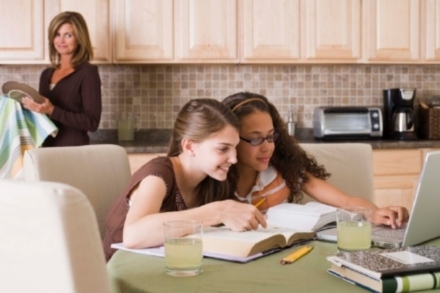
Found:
[336,207,372,251]
[163,220,203,277]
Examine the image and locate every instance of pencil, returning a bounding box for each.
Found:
[254,198,266,208]
[280,246,313,265]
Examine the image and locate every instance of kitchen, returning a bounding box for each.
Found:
[1,0,440,212]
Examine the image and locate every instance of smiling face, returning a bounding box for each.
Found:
[53,23,78,57]
[191,124,240,181]
[236,110,276,172]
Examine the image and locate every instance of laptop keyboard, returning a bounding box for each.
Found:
[372,224,407,239]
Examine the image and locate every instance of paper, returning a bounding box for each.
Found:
[381,251,435,265]
[110,242,268,263]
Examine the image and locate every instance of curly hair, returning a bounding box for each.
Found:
[223,92,330,203]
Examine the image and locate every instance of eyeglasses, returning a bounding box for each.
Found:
[239,132,279,146]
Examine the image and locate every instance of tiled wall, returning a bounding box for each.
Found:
[1,64,439,129]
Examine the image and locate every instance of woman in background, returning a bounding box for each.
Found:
[21,11,101,146]
[103,98,266,261]
[223,92,409,228]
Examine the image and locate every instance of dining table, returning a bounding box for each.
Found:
[107,237,440,293]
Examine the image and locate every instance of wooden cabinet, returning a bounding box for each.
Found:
[301,0,361,62]
[3,0,440,64]
[175,0,238,62]
[113,0,237,63]
[127,153,165,174]
[372,148,426,212]
[112,0,173,62]
[423,0,440,61]
[0,0,110,64]
[363,0,421,63]
[240,0,300,63]
[0,0,46,64]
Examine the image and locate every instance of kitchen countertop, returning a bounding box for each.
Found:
[90,128,440,154]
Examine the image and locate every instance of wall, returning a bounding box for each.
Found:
[1,64,439,129]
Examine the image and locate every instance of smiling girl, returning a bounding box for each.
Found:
[223,92,409,229]
[103,99,266,261]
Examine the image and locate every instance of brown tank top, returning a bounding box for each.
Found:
[102,156,187,261]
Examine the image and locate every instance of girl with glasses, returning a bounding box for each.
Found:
[103,98,266,261]
[222,92,408,228]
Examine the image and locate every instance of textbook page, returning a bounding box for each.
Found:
[266,202,337,231]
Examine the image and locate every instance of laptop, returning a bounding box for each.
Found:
[317,150,440,248]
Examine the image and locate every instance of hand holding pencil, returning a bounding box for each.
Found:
[253,198,266,208]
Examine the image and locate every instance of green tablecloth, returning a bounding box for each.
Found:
[107,238,440,293]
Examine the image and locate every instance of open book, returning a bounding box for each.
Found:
[112,226,315,263]
[266,202,337,231]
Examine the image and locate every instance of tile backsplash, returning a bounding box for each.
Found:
[1,64,439,129]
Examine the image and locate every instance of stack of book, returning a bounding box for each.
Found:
[327,245,440,293]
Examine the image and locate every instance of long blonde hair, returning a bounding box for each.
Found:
[48,11,93,68]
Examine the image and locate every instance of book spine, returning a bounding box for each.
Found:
[382,272,440,293]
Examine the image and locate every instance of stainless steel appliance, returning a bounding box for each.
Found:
[383,88,418,140]
[313,106,383,139]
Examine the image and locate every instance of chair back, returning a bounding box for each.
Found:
[299,143,374,203]
[23,144,132,238]
[0,180,110,293]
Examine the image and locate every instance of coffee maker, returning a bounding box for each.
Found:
[383,88,418,140]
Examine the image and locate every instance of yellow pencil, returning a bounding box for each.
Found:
[254,198,266,208]
[280,246,314,265]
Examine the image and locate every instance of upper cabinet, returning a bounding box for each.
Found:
[301,0,361,63]
[3,0,440,64]
[175,0,238,63]
[0,0,46,64]
[113,0,237,63]
[363,0,421,63]
[0,0,110,64]
[240,0,300,63]
[112,0,173,62]
[423,0,440,61]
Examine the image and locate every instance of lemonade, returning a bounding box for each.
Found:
[337,221,371,251]
[164,238,203,276]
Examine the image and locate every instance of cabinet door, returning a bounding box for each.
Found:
[364,0,420,63]
[0,0,45,63]
[128,153,165,174]
[302,0,361,62]
[424,0,440,61]
[372,149,423,211]
[112,0,173,63]
[241,0,300,63]
[47,0,111,63]
[175,0,238,62]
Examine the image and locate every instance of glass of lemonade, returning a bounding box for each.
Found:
[163,220,203,277]
[336,207,372,251]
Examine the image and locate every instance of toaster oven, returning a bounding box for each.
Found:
[313,106,383,139]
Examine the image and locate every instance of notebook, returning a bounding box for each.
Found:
[317,150,440,248]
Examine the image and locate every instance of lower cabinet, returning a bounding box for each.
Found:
[127,153,165,174]
[372,148,437,211]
